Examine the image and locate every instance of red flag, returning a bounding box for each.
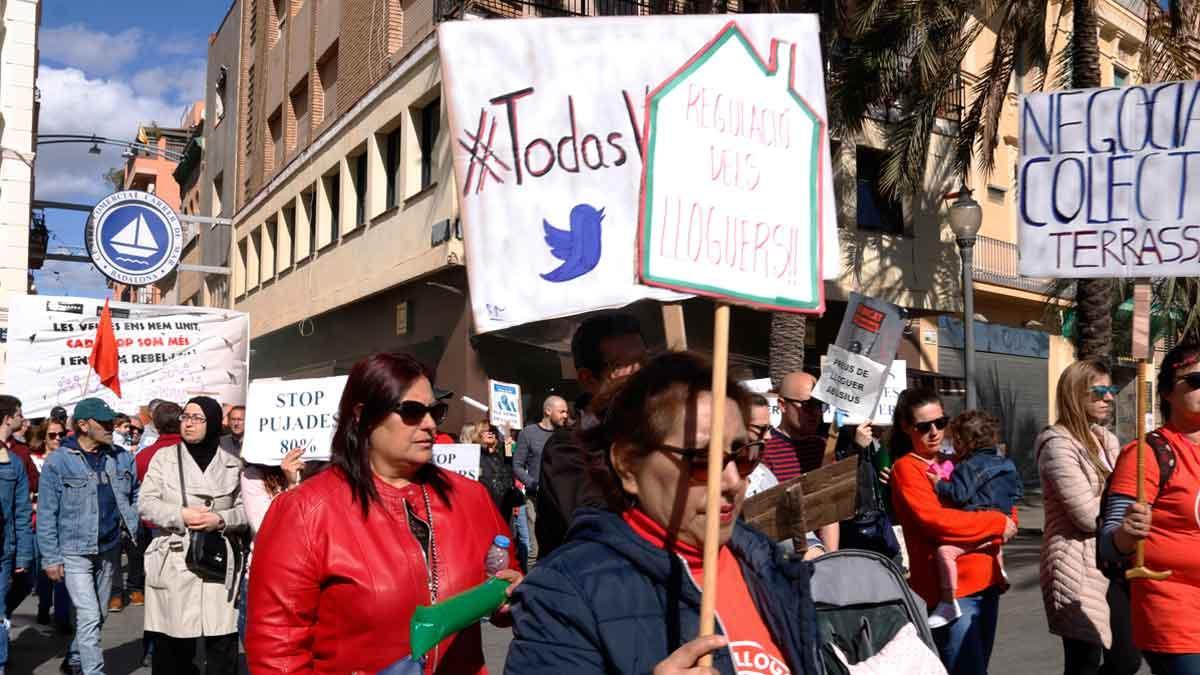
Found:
[88,299,122,397]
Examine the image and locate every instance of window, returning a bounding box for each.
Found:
[214,66,227,123]
[419,98,440,190]
[299,187,316,260]
[323,170,340,246]
[385,127,401,209]
[1113,65,1129,87]
[316,45,338,127]
[245,65,256,156]
[856,147,904,234]
[351,151,367,226]
[212,172,224,217]
[280,204,296,272]
[268,107,284,174]
[291,77,310,151]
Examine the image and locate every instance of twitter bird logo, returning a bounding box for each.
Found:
[540,203,604,283]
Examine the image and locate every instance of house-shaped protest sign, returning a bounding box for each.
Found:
[637,21,826,314]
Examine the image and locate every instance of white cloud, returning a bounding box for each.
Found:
[37,66,185,138]
[158,35,209,58]
[32,145,121,202]
[40,24,143,76]
[130,60,207,104]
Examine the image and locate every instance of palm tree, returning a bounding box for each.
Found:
[1066,0,1113,360]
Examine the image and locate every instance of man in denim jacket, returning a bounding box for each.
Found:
[0,396,33,675]
[38,398,139,675]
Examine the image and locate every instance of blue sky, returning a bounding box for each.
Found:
[33,1,232,298]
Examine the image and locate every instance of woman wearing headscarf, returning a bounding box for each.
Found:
[139,396,247,674]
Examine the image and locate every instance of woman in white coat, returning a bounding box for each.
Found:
[139,396,247,674]
[1037,360,1141,675]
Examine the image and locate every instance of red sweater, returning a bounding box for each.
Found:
[136,434,182,482]
[890,453,1011,608]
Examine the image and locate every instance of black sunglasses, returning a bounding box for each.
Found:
[128,426,143,435]
[94,419,115,432]
[913,416,950,434]
[660,440,765,484]
[395,400,449,426]
[780,396,825,413]
[1176,372,1200,391]
[45,432,61,440]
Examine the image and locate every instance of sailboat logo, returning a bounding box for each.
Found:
[87,190,184,286]
[109,213,160,262]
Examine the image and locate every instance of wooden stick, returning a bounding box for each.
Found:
[698,303,730,667]
[661,303,688,351]
[81,367,93,400]
[1126,360,1171,581]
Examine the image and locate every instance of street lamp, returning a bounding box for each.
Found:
[948,187,983,410]
[88,137,102,155]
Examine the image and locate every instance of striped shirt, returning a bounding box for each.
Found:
[762,427,827,482]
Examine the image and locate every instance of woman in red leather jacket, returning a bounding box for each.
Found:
[245,353,522,673]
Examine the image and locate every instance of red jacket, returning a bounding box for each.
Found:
[5,441,38,497]
[890,453,1012,608]
[246,466,514,674]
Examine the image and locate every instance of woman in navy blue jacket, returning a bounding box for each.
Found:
[505,352,823,675]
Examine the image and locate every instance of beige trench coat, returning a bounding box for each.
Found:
[138,444,247,638]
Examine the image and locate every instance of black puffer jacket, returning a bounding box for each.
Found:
[506,508,824,675]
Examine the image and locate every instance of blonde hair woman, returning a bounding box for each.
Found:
[1036,359,1140,675]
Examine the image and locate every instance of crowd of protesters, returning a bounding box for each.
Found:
[0,315,1193,675]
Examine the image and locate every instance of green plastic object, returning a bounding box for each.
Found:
[409,577,511,659]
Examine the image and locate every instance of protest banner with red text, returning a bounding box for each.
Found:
[6,295,249,418]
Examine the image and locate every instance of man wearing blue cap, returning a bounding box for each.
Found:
[38,398,139,675]
[0,396,33,675]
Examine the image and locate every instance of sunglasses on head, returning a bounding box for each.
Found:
[395,400,449,426]
[1176,372,1200,391]
[1090,385,1120,398]
[660,440,765,484]
[913,416,950,434]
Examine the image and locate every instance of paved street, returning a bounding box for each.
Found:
[3,503,1149,674]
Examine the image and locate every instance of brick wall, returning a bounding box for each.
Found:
[337,0,401,118]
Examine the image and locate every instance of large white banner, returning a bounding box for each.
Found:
[439,15,840,332]
[241,376,347,465]
[1019,81,1200,277]
[5,295,249,418]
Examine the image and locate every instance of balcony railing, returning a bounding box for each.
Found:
[434,0,745,22]
[972,235,1054,294]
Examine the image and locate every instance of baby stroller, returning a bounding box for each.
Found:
[810,549,944,674]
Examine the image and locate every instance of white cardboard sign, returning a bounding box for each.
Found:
[488,380,523,430]
[813,344,888,421]
[5,295,249,418]
[637,24,825,313]
[837,360,906,425]
[438,15,840,332]
[1018,81,1200,277]
[433,443,481,481]
[240,376,347,465]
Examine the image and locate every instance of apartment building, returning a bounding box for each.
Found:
[0,0,40,385]
[217,0,1154,442]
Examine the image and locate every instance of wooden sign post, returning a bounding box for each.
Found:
[634,24,830,665]
[1127,282,1170,582]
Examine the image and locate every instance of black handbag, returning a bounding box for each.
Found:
[176,446,242,583]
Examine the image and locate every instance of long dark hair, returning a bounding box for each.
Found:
[1158,341,1200,422]
[331,353,451,518]
[889,388,943,459]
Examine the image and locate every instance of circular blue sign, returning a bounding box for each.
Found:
[88,191,183,286]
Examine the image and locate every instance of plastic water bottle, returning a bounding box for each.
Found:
[485,535,510,576]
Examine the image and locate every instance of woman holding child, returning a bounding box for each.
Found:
[1037,359,1141,675]
[889,389,1018,675]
